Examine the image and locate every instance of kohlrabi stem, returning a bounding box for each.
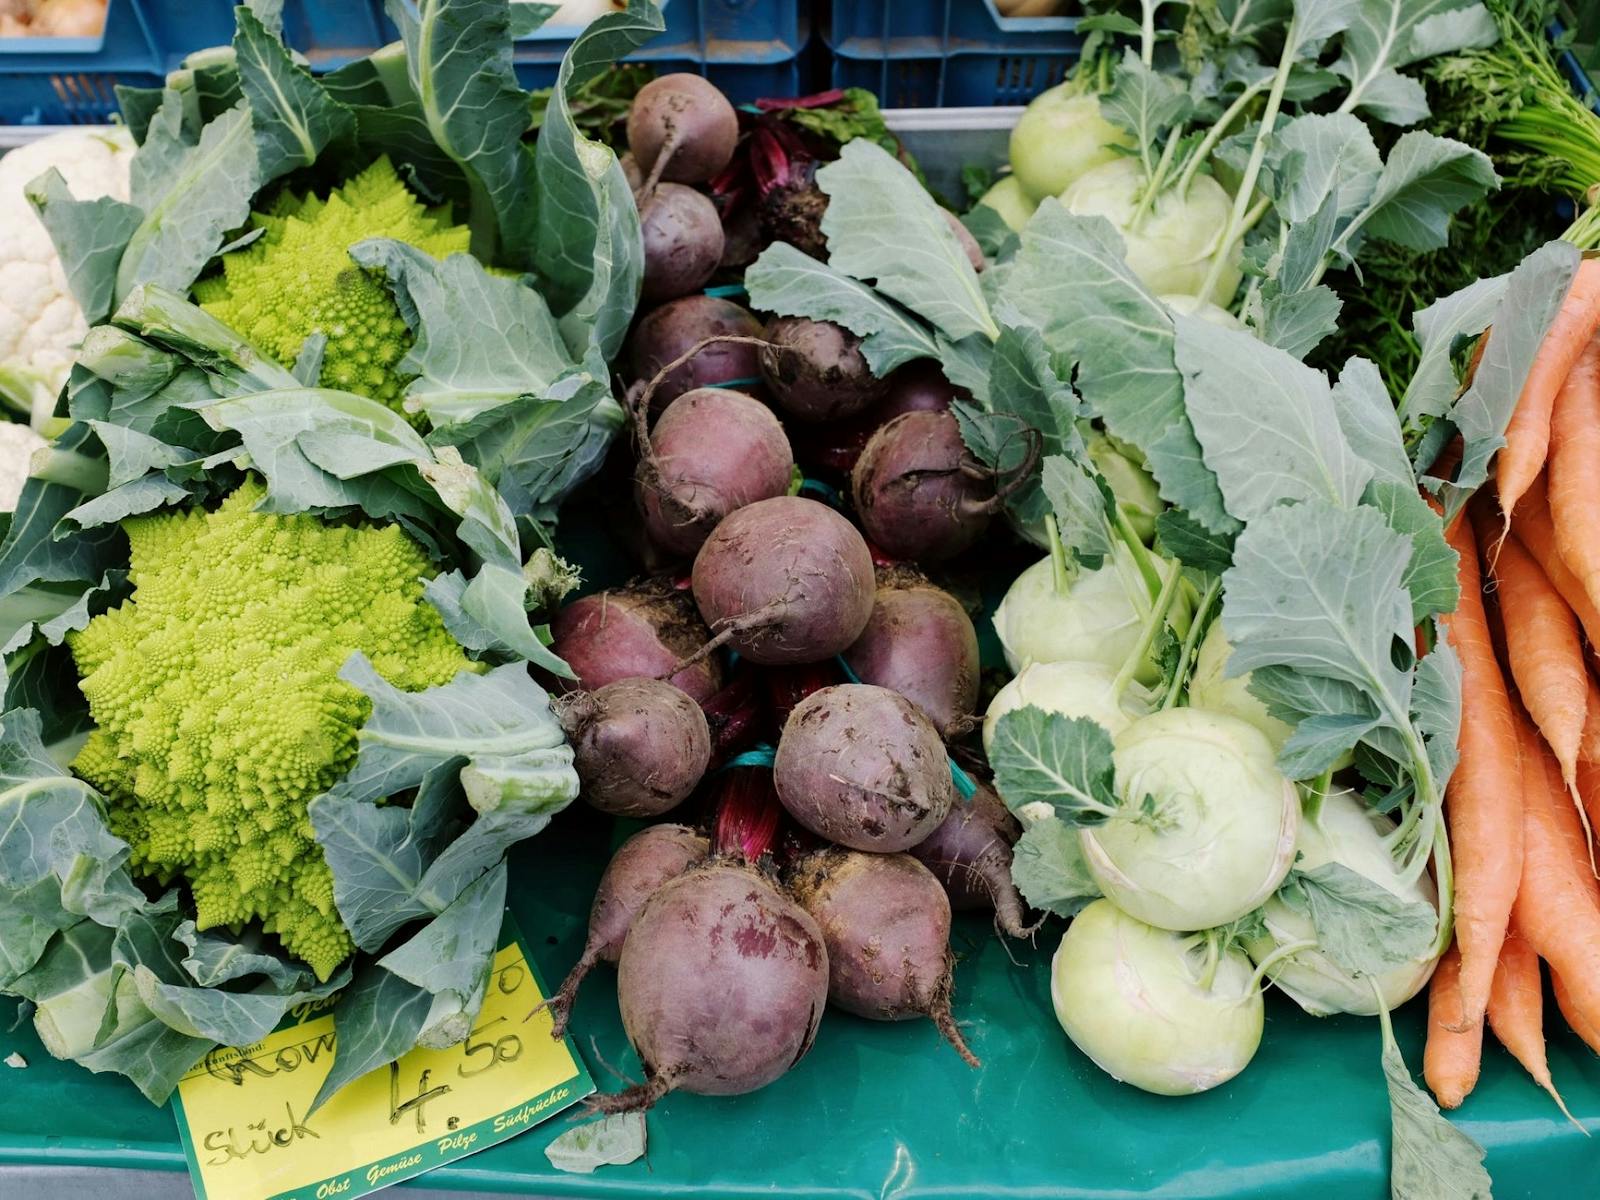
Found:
[1428,819,1455,958]
[1194,15,1299,306]
[1139,0,1156,67]
[1111,566,1182,699]
[1303,766,1333,824]
[1198,931,1221,991]
[1113,506,1163,601]
[1162,577,1221,709]
[1246,938,1320,996]
[1131,127,1184,230]
[1045,513,1072,595]
[1176,78,1270,199]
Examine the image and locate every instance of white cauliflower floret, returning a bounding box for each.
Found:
[0,420,46,512]
[0,126,136,419]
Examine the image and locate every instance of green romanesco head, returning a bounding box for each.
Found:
[193,155,469,424]
[67,479,478,980]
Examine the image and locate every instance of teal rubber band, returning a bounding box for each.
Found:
[801,477,845,506]
[703,283,750,299]
[835,655,977,802]
[715,376,764,388]
[721,744,777,770]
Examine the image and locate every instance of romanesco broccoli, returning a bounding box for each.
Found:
[193,156,469,423]
[68,479,477,979]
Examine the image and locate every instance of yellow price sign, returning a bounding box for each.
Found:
[171,926,593,1200]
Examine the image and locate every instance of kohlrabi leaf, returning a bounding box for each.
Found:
[1333,0,1497,123]
[310,961,433,1113]
[1382,1022,1493,1200]
[233,6,355,184]
[1400,271,1505,429]
[745,243,940,376]
[1332,357,1412,488]
[1337,133,1497,260]
[1042,455,1116,568]
[115,101,261,305]
[817,139,999,343]
[1175,316,1372,521]
[1010,816,1101,917]
[1363,482,1458,623]
[335,655,577,820]
[1281,863,1437,976]
[1411,641,1463,792]
[546,1114,648,1174]
[1008,204,1235,535]
[1102,47,1194,168]
[24,171,143,327]
[1430,240,1577,515]
[1267,112,1381,225]
[1154,509,1234,573]
[1248,285,1343,359]
[988,707,1119,825]
[531,0,661,315]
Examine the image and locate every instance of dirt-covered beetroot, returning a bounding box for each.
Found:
[550,580,723,703]
[539,824,709,1039]
[627,73,740,189]
[619,150,644,191]
[689,496,876,665]
[558,677,712,817]
[628,296,764,413]
[758,316,887,423]
[791,847,978,1065]
[639,183,725,302]
[774,683,953,852]
[599,863,829,1111]
[943,210,986,273]
[843,570,979,738]
[791,360,960,475]
[909,783,1036,938]
[852,409,1004,562]
[635,387,794,557]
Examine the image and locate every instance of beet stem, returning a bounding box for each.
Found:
[978,426,1045,513]
[587,1071,675,1115]
[659,600,783,681]
[929,952,981,1068]
[632,334,779,455]
[636,125,683,200]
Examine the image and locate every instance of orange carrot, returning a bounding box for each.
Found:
[1425,944,1483,1109]
[1580,758,1600,857]
[1486,929,1576,1120]
[1499,257,1600,520]
[1548,335,1600,612]
[1509,714,1600,1036]
[1514,477,1600,652]
[1477,506,1590,799]
[1553,971,1600,1056]
[1440,513,1523,1027]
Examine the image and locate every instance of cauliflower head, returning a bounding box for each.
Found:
[194,155,469,424]
[68,479,477,979]
[0,127,136,416]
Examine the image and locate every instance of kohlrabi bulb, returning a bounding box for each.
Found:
[1050,899,1264,1095]
[1187,622,1295,752]
[1243,790,1441,1016]
[1061,159,1243,300]
[991,546,1190,685]
[1087,432,1160,541]
[977,175,1037,233]
[1080,707,1301,931]
[982,660,1154,757]
[1160,293,1243,330]
[1009,84,1134,202]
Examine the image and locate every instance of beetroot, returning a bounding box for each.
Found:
[627,73,740,189]
[909,782,1037,939]
[550,580,723,703]
[943,210,985,273]
[758,316,887,423]
[628,296,764,412]
[639,183,724,302]
[635,387,795,557]
[791,847,978,1065]
[599,863,829,1111]
[773,683,953,852]
[791,360,960,475]
[689,496,876,666]
[558,677,712,818]
[539,824,709,1039]
[852,409,1002,562]
[843,570,979,738]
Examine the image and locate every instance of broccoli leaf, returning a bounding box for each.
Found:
[233,6,356,184]
[310,961,433,1113]
[817,140,999,343]
[988,707,1120,825]
[23,171,143,328]
[1010,817,1101,918]
[376,862,505,1021]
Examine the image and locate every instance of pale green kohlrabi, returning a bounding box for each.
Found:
[1086,432,1159,541]
[1243,790,1441,1016]
[982,660,1154,758]
[1061,158,1242,300]
[1009,82,1134,202]
[1050,899,1263,1095]
[1080,707,1301,931]
[1187,621,1295,751]
[977,175,1037,233]
[992,544,1190,685]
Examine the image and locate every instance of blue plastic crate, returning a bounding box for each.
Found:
[0,0,162,124]
[826,0,1079,107]
[383,0,810,103]
[138,0,390,71]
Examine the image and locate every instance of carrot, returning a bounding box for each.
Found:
[1476,505,1590,801]
[1583,676,1600,766]
[1498,257,1600,520]
[1514,476,1600,652]
[1440,513,1523,1027]
[1509,713,1600,1036]
[1486,929,1576,1121]
[1580,758,1600,858]
[1547,334,1600,612]
[1552,971,1600,1056]
[1425,944,1483,1109]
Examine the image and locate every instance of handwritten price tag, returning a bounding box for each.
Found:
[171,924,593,1200]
